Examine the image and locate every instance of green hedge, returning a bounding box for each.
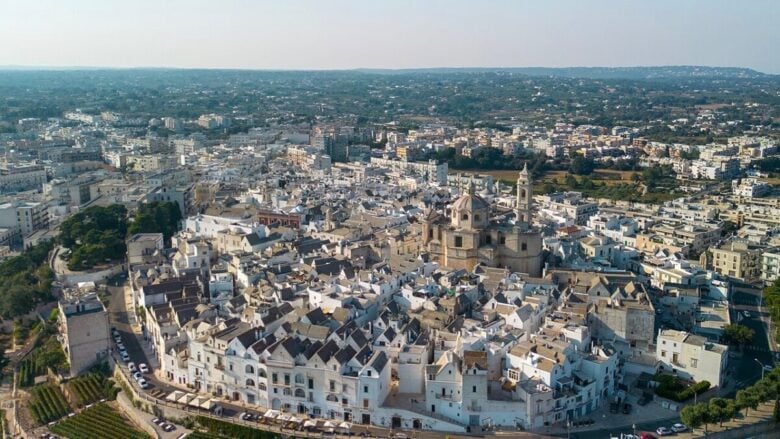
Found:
[655,374,710,402]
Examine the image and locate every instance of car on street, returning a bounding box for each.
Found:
[139,363,150,373]
[137,378,149,389]
[120,351,130,362]
[639,433,656,439]
[163,423,176,432]
[239,412,254,421]
[117,342,125,351]
[132,371,142,381]
[656,427,672,436]
[671,423,687,433]
[128,362,137,372]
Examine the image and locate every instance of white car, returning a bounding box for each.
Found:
[128,362,137,372]
[132,371,142,381]
[138,378,149,389]
[671,423,687,433]
[656,427,672,436]
[139,363,150,374]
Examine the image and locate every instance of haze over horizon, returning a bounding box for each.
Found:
[2,0,779,73]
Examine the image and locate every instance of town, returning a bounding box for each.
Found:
[0,66,778,439]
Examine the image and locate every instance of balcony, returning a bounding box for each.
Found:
[214,363,224,371]
[468,404,482,412]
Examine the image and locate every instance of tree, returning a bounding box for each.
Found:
[569,155,595,175]
[736,388,760,417]
[708,397,736,427]
[774,398,780,423]
[723,324,755,349]
[680,404,703,432]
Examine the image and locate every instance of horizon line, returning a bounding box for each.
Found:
[0,64,773,75]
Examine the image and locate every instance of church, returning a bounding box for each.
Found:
[422,164,544,276]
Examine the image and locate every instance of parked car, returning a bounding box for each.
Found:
[137,378,149,389]
[120,351,130,362]
[671,423,687,433]
[132,371,142,381]
[639,433,656,439]
[128,362,137,372]
[139,363,150,374]
[117,342,126,351]
[163,423,176,432]
[622,403,632,414]
[655,427,672,436]
[240,412,253,421]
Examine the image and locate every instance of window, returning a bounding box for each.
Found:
[283,388,291,396]
[309,378,314,389]
[472,385,477,393]
[364,386,369,393]
[363,399,369,409]
[259,383,267,391]
[245,365,255,374]
[454,236,463,248]
[428,229,433,238]
[661,351,666,358]
[499,236,506,245]
[367,370,372,377]
[485,235,492,245]
[521,242,527,251]
[474,214,480,221]
[295,373,304,385]
[295,388,306,398]
[272,373,278,384]
[461,213,469,220]
[690,358,698,368]
[284,374,290,385]
[329,380,336,392]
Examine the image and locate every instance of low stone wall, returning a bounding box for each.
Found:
[701,420,778,439]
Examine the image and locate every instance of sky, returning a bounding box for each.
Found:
[1,0,778,73]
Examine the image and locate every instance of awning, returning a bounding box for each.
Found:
[304,420,317,428]
[264,409,281,419]
[339,422,351,430]
[323,421,336,428]
[166,391,185,402]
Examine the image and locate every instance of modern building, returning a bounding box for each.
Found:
[656,329,728,387]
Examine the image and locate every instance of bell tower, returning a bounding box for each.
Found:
[516,163,533,225]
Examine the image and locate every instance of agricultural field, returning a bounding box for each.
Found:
[66,372,117,407]
[28,384,71,425]
[50,403,149,439]
[196,416,279,439]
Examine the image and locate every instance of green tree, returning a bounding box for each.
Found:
[736,388,760,417]
[708,397,736,427]
[723,324,755,349]
[569,155,595,175]
[680,404,703,432]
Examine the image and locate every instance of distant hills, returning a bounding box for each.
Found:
[354,66,771,79]
[0,65,772,80]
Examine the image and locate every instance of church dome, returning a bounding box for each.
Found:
[451,193,489,212]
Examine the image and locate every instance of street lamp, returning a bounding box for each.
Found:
[755,358,766,380]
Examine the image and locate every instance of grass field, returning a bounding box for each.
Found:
[450,169,640,186]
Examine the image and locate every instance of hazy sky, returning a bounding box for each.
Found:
[1,0,778,72]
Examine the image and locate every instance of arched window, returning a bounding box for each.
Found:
[246,378,255,387]
[474,214,480,221]
[294,388,306,398]
[326,394,339,402]
[259,369,267,378]
[461,213,469,220]
[520,189,527,199]
[245,365,255,374]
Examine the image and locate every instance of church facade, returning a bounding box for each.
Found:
[422,165,544,276]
